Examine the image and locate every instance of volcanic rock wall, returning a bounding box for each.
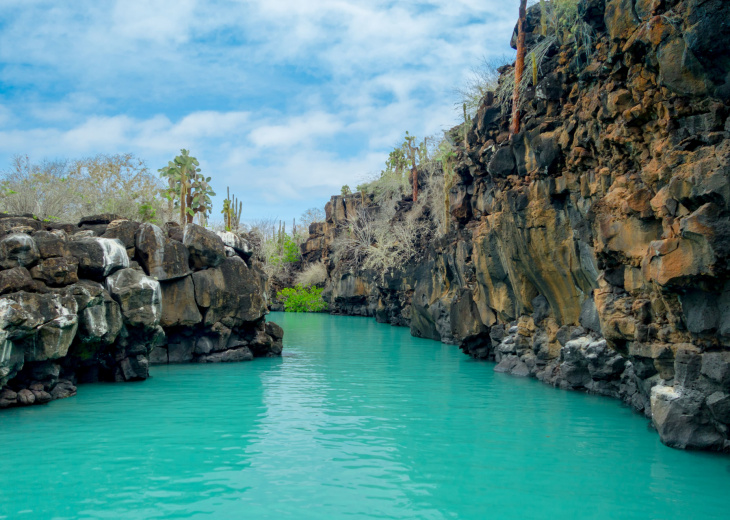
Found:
[0,214,282,409]
[300,0,730,451]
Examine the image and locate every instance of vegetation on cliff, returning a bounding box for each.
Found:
[296,0,730,452]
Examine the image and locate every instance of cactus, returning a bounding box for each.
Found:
[159,149,214,225]
[221,187,242,232]
[404,131,419,202]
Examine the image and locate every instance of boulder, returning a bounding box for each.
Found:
[17,388,35,406]
[135,223,191,281]
[650,385,724,450]
[0,217,41,235]
[29,257,79,287]
[102,219,140,250]
[2,292,79,364]
[105,268,161,329]
[0,234,39,269]
[0,267,35,295]
[118,354,149,382]
[72,282,123,347]
[68,238,129,280]
[159,276,202,327]
[216,231,252,259]
[183,224,225,269]
[168,337,195,363]
[32,230,69,259]
[149,347,168,365]
[78,214,122,226]
[192,257,266,326]
[50,380,76,400]
[199,346,253,363]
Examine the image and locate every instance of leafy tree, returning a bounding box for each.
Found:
[158,149,215,225]
[341,185,352,196]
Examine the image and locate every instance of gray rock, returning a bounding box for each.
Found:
[651,385,724,450]
[135,223,191,281]
[183,224,226,269]
[199,347,253,363]
[17,388,35,405]
[105,268,161,329]
[0,266,35,295]
[159,276,202,327]
[29,257,79,286]
[579,297,601,333]
[216,231,252,258]
[706,392,730,424]
[265,321,284,341]
[168,338,195,363]
[149,346,169,365]
[495,355,519,373]
[68,237,129,280]
[102,219,140,249]
[0,234,39,269]
[700,352,730,386]
[32,230,69,259]
[531,295,550,324]
[192,257,266,326]
[50,380,76,400]
[585,339,626,380]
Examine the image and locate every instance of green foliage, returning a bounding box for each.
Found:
[138,201,158,223]
[341,185,352,196]
[280,236,301,263]
[277,284,328,313]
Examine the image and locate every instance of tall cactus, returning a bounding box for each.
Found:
[404,131,418,202]
[159,149,213,225]
[222,187,243,232]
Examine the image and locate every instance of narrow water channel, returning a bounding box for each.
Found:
[0,312,728,519]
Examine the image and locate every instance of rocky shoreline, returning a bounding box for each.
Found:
[0,213,282,410]
[298,0,730,451]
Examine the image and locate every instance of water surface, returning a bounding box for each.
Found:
[1,312,728,519]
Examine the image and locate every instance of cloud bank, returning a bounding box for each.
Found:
[0,0,516,221]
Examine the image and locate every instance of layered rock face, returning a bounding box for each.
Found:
[300,0,730,451]
[0,214,282,409]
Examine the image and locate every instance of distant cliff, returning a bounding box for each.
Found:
[299,0,730,451]
[0,214,282,409]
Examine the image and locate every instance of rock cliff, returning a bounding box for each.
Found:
[299,0,730,451]
[0,214,282,409]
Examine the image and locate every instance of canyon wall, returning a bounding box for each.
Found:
[300,0,730,451]
[0,214,282,409]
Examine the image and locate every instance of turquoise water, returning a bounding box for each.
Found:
[1,313,728,519]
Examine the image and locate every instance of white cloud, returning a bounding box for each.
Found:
[0,0,518,221]
[249,112,343,148]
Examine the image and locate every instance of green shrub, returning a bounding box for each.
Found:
[277,285,328,312]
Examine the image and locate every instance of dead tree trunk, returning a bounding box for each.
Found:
[510,0,528,138]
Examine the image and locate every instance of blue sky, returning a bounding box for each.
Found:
[0,0,517,225]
